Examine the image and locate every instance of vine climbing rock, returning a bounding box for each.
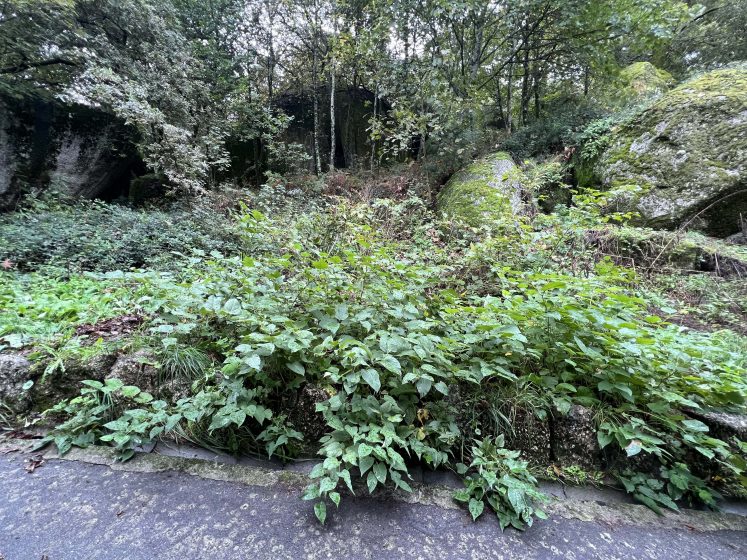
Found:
[596,63,747,237]
[437,152,530,226]
[0,353,32,415]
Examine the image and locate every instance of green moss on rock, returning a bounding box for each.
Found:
[597,63,747,236]
[437,152,528,226]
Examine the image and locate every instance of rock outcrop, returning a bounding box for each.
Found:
[31,353,117,411]
[437,152,529,226]
[0,354,33,414]
[550,405,602,470]
[596,63,747,237]
[0,95,139,210]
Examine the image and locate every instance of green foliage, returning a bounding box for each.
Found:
[0,272,139,351]
[0,196,242,273]
[618,463,722,514]
[502,107,598,160]
[454,436,548,530]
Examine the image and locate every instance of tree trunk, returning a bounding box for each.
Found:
[312,28,321,175]
[496,73,505,128]
[520,26,531,127]
[330,72,336,171]
[329,8,337,171]
[505,61,514,133]
[584,65,590,96]
[533,63,541,119]
[370,84,378,172]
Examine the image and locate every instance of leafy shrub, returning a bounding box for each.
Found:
[454,436,548,530]
[501,98,602,159]
[0,196,242,273]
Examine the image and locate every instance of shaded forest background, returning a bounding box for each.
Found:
[1,0,746,204]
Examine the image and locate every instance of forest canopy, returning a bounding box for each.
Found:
[2,0,745,192]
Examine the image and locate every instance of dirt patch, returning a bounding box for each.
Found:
[75,314,144,341]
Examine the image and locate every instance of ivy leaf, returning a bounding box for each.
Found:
[319,316,340,334]
[361,368,381,392]
[121,386,141,398]
[287,361,305,375]
[335,304,349,321]
[330,492,341,508]
[625,439,642,457]
[367,471,378,493]
[597,431,614,449]
[373,461,387,484]
[319,477,337,494]
[379,354,401,374]
[682,419,709,432]
[358,455,374,475]
[434,381,449,395]
[416,377,432,397]
[244,355,262,371]
[223,298,242,315]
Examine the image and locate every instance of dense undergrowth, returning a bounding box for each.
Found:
[1,188,746,529]
[0,195,242,273]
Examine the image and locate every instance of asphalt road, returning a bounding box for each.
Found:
[0,450,746,560]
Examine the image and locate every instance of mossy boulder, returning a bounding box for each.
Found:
[437,152,529,225]
[597,63,747,237]
[30,353,118,412]
[617,62,674,103]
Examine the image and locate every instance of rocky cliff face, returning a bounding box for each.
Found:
[0,96,139,210]
[596,63,747,237]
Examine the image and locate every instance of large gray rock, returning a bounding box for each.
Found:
[614,62,674,105]
[688,410,747,442]
[287,384,331,443]
[0,354,33,414]
[508,409,551,465]
[596,64,747,237]
[106,351,159,394]
[0,95,138,210]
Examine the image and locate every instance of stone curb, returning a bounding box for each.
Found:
[3,437,746,533]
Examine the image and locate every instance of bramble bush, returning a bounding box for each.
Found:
[6,195,745,529]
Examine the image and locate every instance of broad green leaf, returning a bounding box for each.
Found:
[361,368,381,392]
[469,498,484,520]
[314,501,327,524]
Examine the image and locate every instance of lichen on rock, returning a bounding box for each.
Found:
[596,63,747,237]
